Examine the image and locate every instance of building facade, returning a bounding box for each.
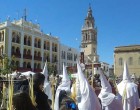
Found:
[59,44,79,74]
[114,45,140,77]
[0,18,60,73]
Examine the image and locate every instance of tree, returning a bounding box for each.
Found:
[0,54,16,77]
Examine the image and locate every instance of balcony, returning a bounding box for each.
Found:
[33,68,42,73]
[34,56,42,61]
[23,54,32,59]
[17,67,32,72]
[11,52,21,58]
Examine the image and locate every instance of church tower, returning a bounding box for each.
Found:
[81,5,99,62]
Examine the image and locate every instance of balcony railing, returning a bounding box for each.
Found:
[33,68,42,73]
[34,56,42,61]
[11,52,21,58]
[17,67,32,72]
[23,54,32,59]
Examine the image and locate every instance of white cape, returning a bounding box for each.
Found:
[98,68,123,110]
[117,81,140,110]
[117,61,140,110]
[42,60,52,100]
[44,82,52,100]
[77,61,101,110]
[54,64,71,110]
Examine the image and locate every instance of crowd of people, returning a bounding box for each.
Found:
[0,61,140,110]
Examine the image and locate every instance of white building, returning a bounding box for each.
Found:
[59,44,79,74]
[0,18,60,73]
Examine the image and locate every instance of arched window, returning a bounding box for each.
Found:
[52,43,54,51]
[37,63,41,69]
[128,57,133,65]
[12,32,16,42]
[88,35,90,40]
[27,49,31,55]
[138,57,140,65]
[38,39,41,48]
[34,63,37,69]
[64,51,65,59]
[85,33,87,40]
[44,53,47,61]
[12,46,15,54]
[47,42,50,50]
[24,49,27,55]
[83,36,85,41]
[38,52,41,57]
[16,34,20,43]
[23,62,26,68]
[24,35,27,45]
[16,47,20,54]
[119,58,123,66]
[55,44,57,52]
[34,38,37,47]
[87,21,89,27]
[34,51,37,57]
[28,37,31,46]
[44,41,46,49]
[27,62,31,68]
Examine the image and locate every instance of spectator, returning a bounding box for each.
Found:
[12,92,37,110]
[33,73,51,110]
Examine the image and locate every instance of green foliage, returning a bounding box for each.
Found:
[0,54,16,76]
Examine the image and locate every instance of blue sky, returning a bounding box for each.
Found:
[0,0,140,65]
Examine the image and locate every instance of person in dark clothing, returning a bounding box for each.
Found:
[12,92,37,110]
[33,73,51,110]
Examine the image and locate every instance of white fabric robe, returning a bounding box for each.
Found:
[77,61,101,110]
[117,81,140,110]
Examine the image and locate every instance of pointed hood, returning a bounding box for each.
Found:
[98,68,115,106]
[42,60,52,100]
[77,61,101,110]
[99,68,112,93]
[123,61,131,81]
[54,63,71,110]
[42,60,48,82]
[62,63,70,82]
[77,61,85,82]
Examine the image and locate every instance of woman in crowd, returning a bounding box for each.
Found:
[33,73,51,110]
[12,92,37,110]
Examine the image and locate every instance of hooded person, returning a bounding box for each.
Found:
[54,63,71,110]
[77,61,101,110]
[98,68,123,110]
[42,60,52,100]
[117,61,140,110]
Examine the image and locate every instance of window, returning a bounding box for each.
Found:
[34,63,37,69]
[27,62,31,68]
[128,57,133,65]
[119,58,123,66]
[24,49,27,55]
[23,62,26,68]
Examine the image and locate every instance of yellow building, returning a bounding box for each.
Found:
[114,45,140,77]
[0,18,59,73]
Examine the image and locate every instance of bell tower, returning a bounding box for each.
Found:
[81,5,99,62]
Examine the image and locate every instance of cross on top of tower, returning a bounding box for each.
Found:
[87,4,93,18]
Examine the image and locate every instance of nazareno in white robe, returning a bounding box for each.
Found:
[117,61,140,110]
